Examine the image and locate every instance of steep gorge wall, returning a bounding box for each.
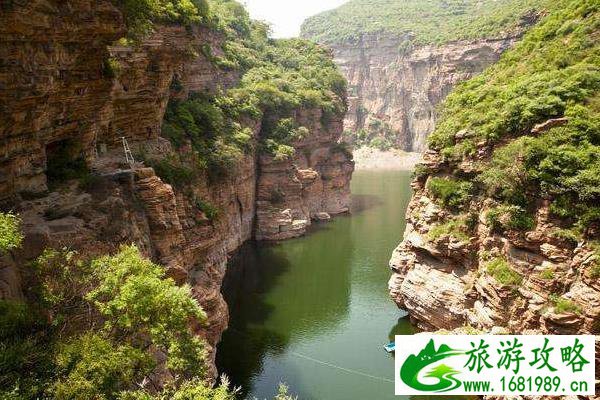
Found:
[330,33,523,152]
[0,0,353,378]
[388,150,600,336]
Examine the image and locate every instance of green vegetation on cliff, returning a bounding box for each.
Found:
[426,0,599,237]
[115,0,210,37]
[301,0,547,45]
[0,213,296,400]
[0,212,22,252]
[155,0,346,181]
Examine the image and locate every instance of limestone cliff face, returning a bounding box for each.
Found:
[256,109,353,241]
[330,34,522,151]
[388,150,600,337]
[0,0,353,379]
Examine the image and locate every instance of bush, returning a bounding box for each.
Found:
[426,177,473,209]
[550,294,582,314]
[539,268,555,280]
[3,245,210,399]
[195,199,220,220]
[486,257,523,286]
[103,57,121,78]
[428,217,471,242]
[0,213,23,253]
[149,157,196,187]
[486,205,535,232]
[116,0,209,39]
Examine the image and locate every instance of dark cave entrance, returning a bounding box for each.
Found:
[45,139,89,187]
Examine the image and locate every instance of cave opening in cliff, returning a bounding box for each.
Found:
[45,139,89,188]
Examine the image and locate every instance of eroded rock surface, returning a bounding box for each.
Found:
[389,157,600,337]
[0,0,353,379]
[330,33,524,151]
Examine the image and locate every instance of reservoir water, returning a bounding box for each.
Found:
[217,170,415,400]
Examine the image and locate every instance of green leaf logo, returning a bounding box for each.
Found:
[400,339,464,392]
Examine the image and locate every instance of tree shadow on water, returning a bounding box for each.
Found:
[217,241,293,397]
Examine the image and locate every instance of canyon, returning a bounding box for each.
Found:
[303,11,539,152]
[0,0,353,379]
[330,33,524,151]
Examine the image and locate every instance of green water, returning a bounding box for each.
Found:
[217,170,415,400]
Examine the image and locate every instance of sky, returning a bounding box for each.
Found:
[241,0,348,38]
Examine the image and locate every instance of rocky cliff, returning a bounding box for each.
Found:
[301,0,546,152]
[0,0,353,379]
[331,34,523,151]
[388,0,599,344]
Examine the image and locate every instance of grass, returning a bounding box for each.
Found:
[486,257,523,286]
[301,0,549,46]
[539,268,555,280]
[428,217,471,242]
[550,294,582,314]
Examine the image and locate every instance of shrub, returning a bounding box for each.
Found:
[428,217,471,242]
[550,294,582,314]
[550,228,580,245]
[486,257,523,286]
[195,199,220,221]
[486,205,535,232]
[4,245,210,398]
[116,0,208,39]
[0,213,23,253]
[103,57,121,78]
[427,177,473,209]
[539,268,555,280]
[413,164,430,180]
[148,157,196,187]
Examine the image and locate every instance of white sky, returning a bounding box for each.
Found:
[241,0,349,38]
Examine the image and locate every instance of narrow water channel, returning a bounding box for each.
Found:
[217,170,415,400]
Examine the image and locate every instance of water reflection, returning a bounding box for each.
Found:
[218,171,416,400]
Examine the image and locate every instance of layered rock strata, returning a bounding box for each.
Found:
[329,33,525,151]
[0,0,353,379]
[389,150,600,337]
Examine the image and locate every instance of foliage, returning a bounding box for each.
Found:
[550,294,582,314]
[274,384,297,400]
[590,243,600,278]
[486,205,535,232]
[426,0,600,233]
[195,199,220,220]
[103,57,122,78]
[539,268,555,280]
[428,216,471,243]
[486,257,523,286]
[0,213,22,253]
[51,333,152,400]
[1,246,210,399]
[119,378,236,400]
[426,177,473,209]
[115,0,209,39]
[301,0,548,46]
[160,29,346,177]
